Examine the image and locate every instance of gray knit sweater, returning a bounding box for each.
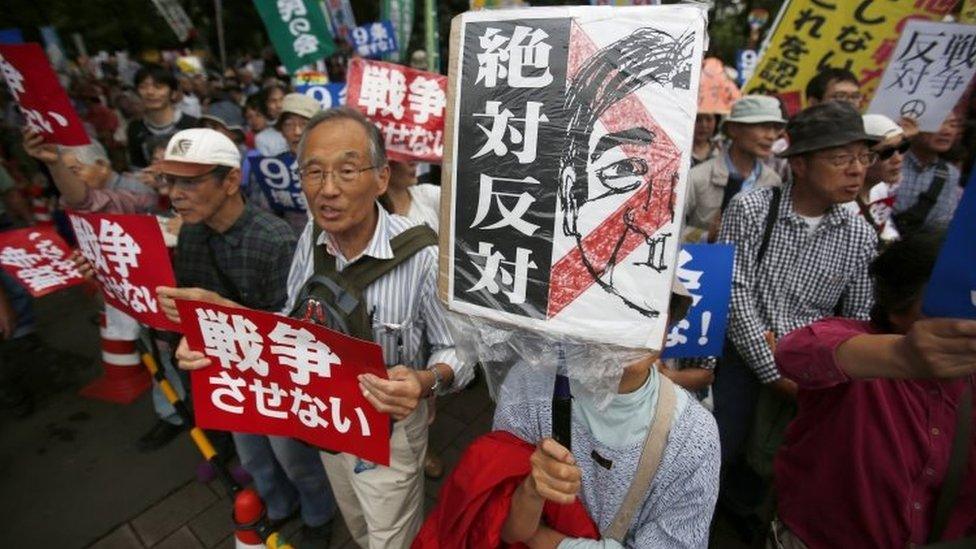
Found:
[493,370,720,548]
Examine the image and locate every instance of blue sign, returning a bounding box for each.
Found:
[736,49,758,87]
[295,83,347,110]
[248,153,307,213]
[662,244,735,359]
[0,28,24,44]
[350,21,399,59]
[923,177,976,319]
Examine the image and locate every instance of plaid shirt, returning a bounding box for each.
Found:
[894,151,960,230]
[175,203,297,312]
[718,183,877,383]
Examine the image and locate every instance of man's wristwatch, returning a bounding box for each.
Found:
[424,366,443,398]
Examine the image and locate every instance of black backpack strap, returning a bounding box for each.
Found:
[928,380,973,543]
[893,163,949,233]
[339,225,438,292]
[755,186,781,273]
[854,195,882,235]
[290,224,438,341]
[720,172,746,213]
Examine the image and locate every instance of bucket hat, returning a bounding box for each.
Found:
[779,101,880,157]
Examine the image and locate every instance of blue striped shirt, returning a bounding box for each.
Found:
[283,205,470,392]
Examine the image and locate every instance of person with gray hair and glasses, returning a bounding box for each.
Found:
[22,129,157,215]
[179,106,471,547]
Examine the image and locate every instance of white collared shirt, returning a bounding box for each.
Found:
[283,205,470,391]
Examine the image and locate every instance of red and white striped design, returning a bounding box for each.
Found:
[78,307,151,404]
[100,315,141,368]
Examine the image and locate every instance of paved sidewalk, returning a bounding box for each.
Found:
[85,384,494,548]
[0,287,494,548]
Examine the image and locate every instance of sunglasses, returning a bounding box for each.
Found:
[876,140,910,160]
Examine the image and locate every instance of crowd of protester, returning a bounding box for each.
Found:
[0,42,973,549]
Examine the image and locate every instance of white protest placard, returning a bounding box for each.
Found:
[439,5,706,350]
[867,20,976,132]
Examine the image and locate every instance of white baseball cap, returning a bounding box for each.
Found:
[156,128,241,177]
[862,114,904,140]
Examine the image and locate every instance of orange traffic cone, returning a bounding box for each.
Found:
[79,308,151,403]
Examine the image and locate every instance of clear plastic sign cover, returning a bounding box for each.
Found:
[440,5,706,351]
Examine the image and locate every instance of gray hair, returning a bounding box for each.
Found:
[63,139,109,166]
[296,107,387,168]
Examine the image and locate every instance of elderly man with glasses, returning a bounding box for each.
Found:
[159,128,339,547]
[289,106,470,547]
[176,108,471,547]
[711,101,881,542]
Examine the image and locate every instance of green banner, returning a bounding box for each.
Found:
[381,0,414,62]
[424,0,439,73]
[253,0,335,74]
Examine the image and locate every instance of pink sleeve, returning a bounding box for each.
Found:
[66,188,155,214]
[775,318,870,390]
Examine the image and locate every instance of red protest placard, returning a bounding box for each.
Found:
[347,58,447,163]
[0,226,85,297]
[176,300,391,465]
[67,211,180,332]
[0,43,90,146]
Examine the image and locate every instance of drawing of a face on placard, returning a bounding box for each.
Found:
[552,26,693,319]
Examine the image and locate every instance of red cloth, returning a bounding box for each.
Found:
[774,318,976,548]
[413,430,600,549]
[83,103,119,139]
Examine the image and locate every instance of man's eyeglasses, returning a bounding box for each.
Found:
[299,164,378,187]
[827,92,862,103]
[158,168,225,188]
[819,151,878,168]
[876,140,911,161]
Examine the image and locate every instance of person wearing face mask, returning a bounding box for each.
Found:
[842,114,911,243]
[684,95,786,243]
[416,283,720,549]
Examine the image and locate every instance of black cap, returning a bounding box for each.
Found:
[779,101,881,157]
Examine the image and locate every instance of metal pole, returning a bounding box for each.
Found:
[215,0,227,72]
